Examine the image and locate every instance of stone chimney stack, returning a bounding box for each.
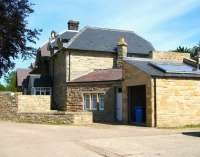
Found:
[68,20,79,30]
[117,37,128,68]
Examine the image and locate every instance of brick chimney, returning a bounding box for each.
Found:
[117,37,128,68]
[68,20,79,30]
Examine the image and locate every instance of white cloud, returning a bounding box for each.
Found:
[101,0,200,50]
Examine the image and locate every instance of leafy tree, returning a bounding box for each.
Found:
[175,41,200,57]
[4,71,17,92]
[0,84,5,91]
[0,0,41,77]
[175,46,192,54]
[190,42,200,57]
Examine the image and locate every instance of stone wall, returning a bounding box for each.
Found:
[151,51,190,61]
[18,95,50,113]
[122,62,154,126]
[69,50,116,80]
[156,78,200,127]
[0,92,18,120]
[17,112,92,125]
[66,82,120,122]
[0,92,92,125]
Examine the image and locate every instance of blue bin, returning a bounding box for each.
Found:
[135,106,144,123]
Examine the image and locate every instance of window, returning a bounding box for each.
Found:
[32,87,52,95]
[91,94,97,110]
[83,93,105,111]
[99,94,105,111]
[84,94,90,111]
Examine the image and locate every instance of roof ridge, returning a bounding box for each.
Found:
[84,26,136,34]
[84,26,154,49]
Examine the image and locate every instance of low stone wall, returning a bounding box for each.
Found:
[151,51,190,61]
[16,112,92,125]
[0,92,93,125]
[0,92,18,120]
[18,95,50,113]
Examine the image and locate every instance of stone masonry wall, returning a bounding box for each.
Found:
[0,92,92,125]
[122,62,154,126]
[18,95,50,113]
[17,112,92,125]
[156,78,200,127]
[151,51,190,61]
[66,82,120,122]
[69,50,116,80]
[0,92,18,120]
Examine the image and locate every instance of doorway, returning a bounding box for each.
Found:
[116,87,122,121]
[128,85,146,124]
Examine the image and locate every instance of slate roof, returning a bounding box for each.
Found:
[40,42,50,57]
[39,30,77,57]
[65,27,154,55]
[125,58,200,78]
[28,75,52,87]
[70,69,122,83]
[50,30,78,48]
[16,68,32,86]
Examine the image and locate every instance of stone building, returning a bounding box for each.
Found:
[17,20,200,127]
[16,20,155,123]
[48,21,154,112]
[66,69,122,122]
[123,57,200,127]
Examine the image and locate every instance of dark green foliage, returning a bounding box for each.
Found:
[0,0,41,77]
[175,46,192,53]
[4,71,17,92]
[0,71,17,91]
[0,84,5,91]
[175,42,200,57]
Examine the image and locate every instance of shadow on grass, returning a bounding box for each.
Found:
[182,132,200,137]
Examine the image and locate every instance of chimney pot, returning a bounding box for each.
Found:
[68,20,79,30]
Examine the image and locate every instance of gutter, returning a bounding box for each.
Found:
[68,51,71,81]
[153,77,157,127]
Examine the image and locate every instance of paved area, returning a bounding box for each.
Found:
[0,121,199,157]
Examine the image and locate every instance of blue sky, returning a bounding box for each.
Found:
[1,0,200,83]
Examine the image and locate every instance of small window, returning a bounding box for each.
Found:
[84,94,90,111]
[99,94,105,111]
[32,87,52,95]
[36,90,40,95]
[91,94,97,110]
[83,93,105,111]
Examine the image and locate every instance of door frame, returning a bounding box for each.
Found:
[116,87,123,122]
[127,85,146,125]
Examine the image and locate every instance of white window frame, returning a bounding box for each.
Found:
[32,87,52,95]
[83,92,105,111]
[98,94,105,111]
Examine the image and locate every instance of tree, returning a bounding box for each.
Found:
[190,42,200,57]
[0,84,5,91]
[4,71,17,92]
[175,41,200,57]
[175,46,192,54]
[0,0,41,77]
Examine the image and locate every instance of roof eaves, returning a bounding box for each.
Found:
[68,79,122,84]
